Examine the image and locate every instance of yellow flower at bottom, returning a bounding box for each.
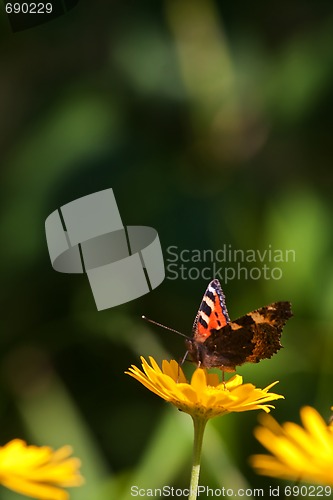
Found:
[126,357,283,419]
[0,439,84,500]
[250,406,333,485]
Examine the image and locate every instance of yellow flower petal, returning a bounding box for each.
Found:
[126,357,283,420]
[161,359,187,383]
[1,477,69,500]
[190,368,208,393]
[0,440,84,500]
[300,406,332,452]
[251,406,333,485]
[205,372,220,387]
[225,374,243,389]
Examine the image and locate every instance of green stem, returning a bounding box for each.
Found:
[188,415,208,500]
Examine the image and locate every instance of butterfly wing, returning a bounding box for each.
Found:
[192,279,230,341]
[187,287,293,372]
[201,301,293,371]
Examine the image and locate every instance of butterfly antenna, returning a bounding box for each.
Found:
[142,316,190,339]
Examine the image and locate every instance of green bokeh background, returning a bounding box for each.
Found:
[1,1,333,498]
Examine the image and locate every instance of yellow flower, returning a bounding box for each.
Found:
[125,357,283,419]
[250,406,333,485]
[0,439,84,500]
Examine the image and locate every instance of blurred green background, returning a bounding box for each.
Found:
[1,1,333,498]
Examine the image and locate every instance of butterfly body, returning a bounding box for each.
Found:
[186,279,292,372]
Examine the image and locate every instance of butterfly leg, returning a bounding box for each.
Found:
[221,369,226,389]
[176,350,189,382]
[179,350,189,367]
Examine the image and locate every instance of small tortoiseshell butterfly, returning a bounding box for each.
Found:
[186,279,293,372]
[143,279,292,372]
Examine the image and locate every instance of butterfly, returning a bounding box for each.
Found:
[185,279,293,372]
